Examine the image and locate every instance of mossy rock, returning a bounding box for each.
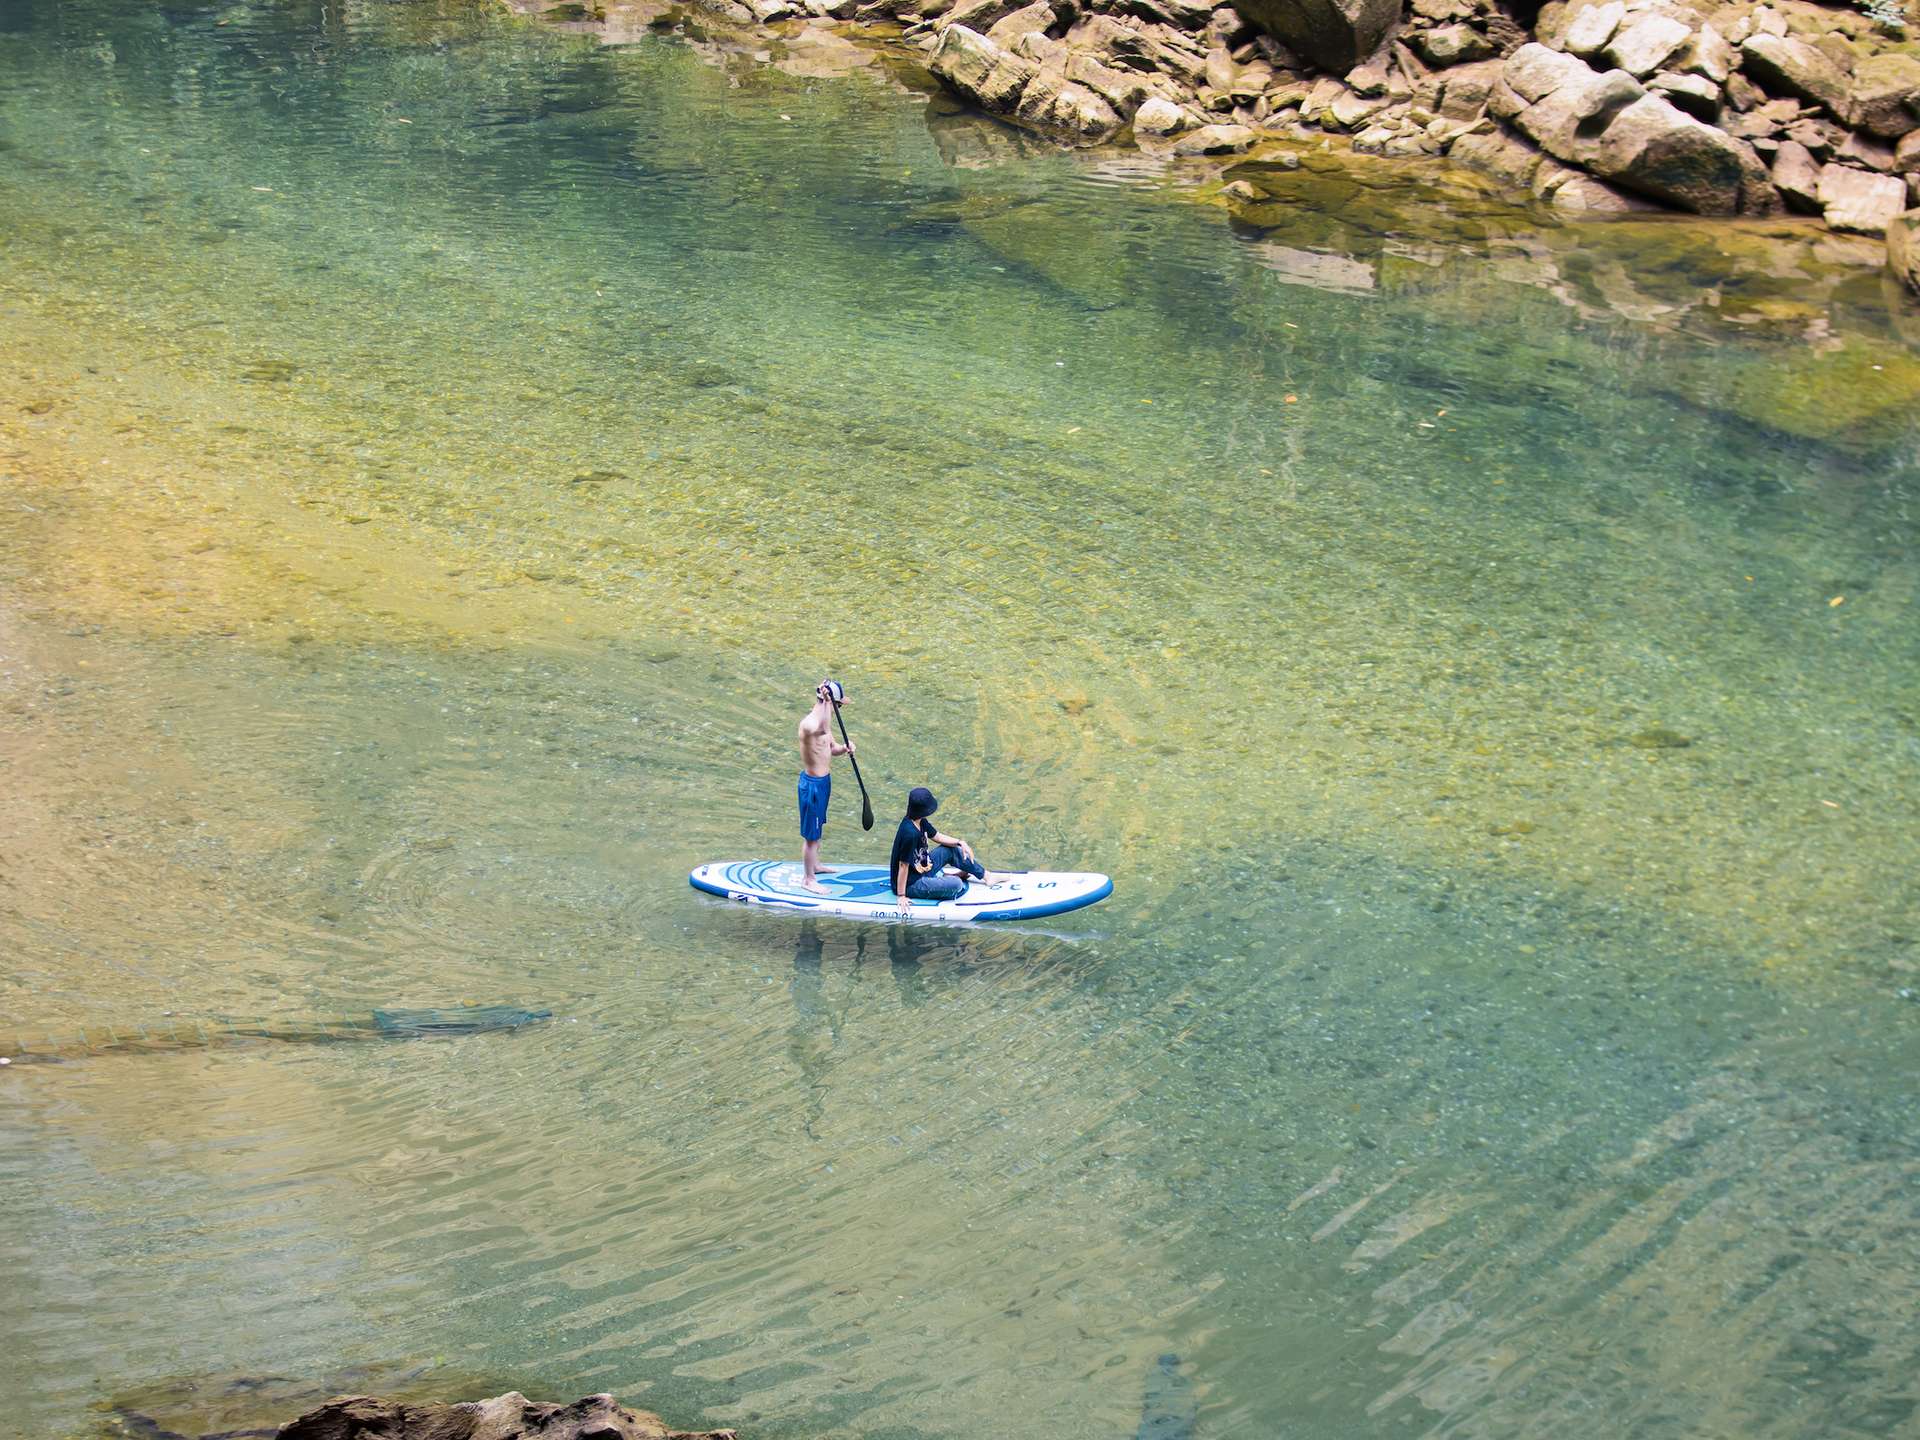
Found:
[1670,338,1920,449]
[961,201,1137,309]
[1628,728,1693,749]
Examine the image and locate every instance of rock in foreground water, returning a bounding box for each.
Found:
[279,1392,737,1440]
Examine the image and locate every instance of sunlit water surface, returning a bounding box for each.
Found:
[1,1,1917,1436]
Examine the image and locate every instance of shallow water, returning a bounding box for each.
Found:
[1,2,1917,1436]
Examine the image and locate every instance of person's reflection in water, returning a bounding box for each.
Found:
[787,920,839,1140]
[886,923,932,1009]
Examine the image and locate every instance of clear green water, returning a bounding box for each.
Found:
[1,1,1917,1436]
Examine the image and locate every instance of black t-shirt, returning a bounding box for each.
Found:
[889,817,932,891]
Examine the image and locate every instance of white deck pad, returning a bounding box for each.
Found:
[690,861,1112,923]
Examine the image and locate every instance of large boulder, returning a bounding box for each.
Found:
[1818,164,1908,234]
[1740,34,1853,125]
[1851,53,1920,141]
[279,1393,733,1440]
[1590,92,1756,214]
[1229,0,1400,71]
[930,23,1038,110]
[1889,208,1920,296]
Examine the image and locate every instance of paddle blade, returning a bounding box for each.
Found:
[861,796,875,830]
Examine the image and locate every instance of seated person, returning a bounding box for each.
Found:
[890,786,991,906]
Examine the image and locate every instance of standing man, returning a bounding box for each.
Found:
[797,679,854,893]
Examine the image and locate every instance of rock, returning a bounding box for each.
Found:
[930,24,1036,110]
[1649,70,1720,122]
[1134,93,1196,131]
[1017,67,1125,135]
[1016,29,1067,63]
[1819,164,1908,233]
[1592,93,1755,214]
[1628,729,1692,749]
[1138,21,1211,84]
[1206,42,1239,91]
[1785,117,1839,158]
[1328,87,1392,127]
[1549,170,1659,209]
[985,0,1058,45]
[1114,0,1215,28]
[1851,53,1920,140]
[1231,58,1276,98]
[1601,13,1690,80]
[1230,0,1400,72]
[1725,72,1763,112]
[1729,134,1783,215]
[1772,138,1824,211]
[1506,45,1646,159]
[1346,56,1391,95]
[1064,12,1147,63]
[1209,4,1256,46]
[1067,50,1155,113]
[278,1393,733,1440]
[1740,34,1853,125]
[1898,129,1920,174]
[1670,23,1733,85]
[1562,0,1624,59]
[945,0,1032,29]
[1450,126,1545,183]
[1812,32,1856,80]
[1837,130,1896,172]
[1481,14,1528,57]
[1503,42,1600,105]
[1222,177,1266,199]
[1410,23,1495,66]
[1437,59,1499,118]
[1750,6,1787,39]
[1888,208,1920,295]
[1170,120,1259,150]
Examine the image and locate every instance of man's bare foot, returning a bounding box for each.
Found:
[802,878,829,894]
[817,865,837,874]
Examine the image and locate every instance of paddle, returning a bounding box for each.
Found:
[831,698,875,831]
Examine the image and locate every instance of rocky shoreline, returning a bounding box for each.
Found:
[508,0,1920,290]
[277,1392,734,1440]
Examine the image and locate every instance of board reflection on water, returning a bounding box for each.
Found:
[0,0,1917,1435]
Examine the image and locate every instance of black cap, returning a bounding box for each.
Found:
[819,679,845,703]
[906,786,939,820]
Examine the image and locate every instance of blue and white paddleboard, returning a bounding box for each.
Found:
[689,861,1112,923]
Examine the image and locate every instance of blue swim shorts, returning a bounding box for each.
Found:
[798,771,831,842]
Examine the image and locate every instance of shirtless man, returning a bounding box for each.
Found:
[797,679,854,893]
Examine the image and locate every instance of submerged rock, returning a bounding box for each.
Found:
[1628,729,1692,749]
[280,1392,734,1440]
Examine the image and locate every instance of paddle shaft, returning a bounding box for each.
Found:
[831,700,875,831]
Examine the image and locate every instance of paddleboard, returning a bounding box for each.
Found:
[689,860,1112,923]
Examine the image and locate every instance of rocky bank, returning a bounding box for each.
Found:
[277,1391,731,1440]
[510,0,1920,291]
